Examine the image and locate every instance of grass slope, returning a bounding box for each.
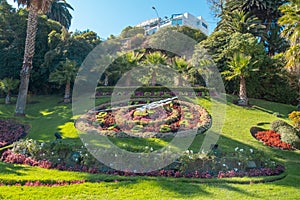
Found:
[0,95,299,200]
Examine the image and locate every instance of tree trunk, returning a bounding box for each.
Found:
[126,71,131,86]
[238,76,248,106]
[151,69,156,86]
[15,9,38,116]
[5,92,11,104]
[64,80,71,103]
[104,73,108,86]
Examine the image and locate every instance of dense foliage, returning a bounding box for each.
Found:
[0,1,101,96]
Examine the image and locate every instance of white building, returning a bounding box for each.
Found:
[136,12,209,36]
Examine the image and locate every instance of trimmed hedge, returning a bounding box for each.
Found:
[95,86,210,98]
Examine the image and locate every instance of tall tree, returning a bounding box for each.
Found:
[47,0,73,29]
[207,0,228,17]
[278,0,300,109]
[217,9,265,36]
[278,0,300,47]
[14,0,53,116]
[223,0,287,56]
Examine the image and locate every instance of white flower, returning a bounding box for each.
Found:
[145,146,149,149]
[114,154,118,157]
[235,147,239,151]
[186,150,190,154]
[239,149,244,152]
[238,162,241,166]
[85,154,88,157]
[41,143,45,147]
[188,156,193,159]
[150,147,154,152]
[190,150,193,154]
[222,164,226,167]
[250,149,254,153]
[234,168,238,172]
[58,158,61,161]
[51,152,54,155]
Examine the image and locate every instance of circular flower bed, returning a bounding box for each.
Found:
[76,98,212,138]
[0,120,27,148]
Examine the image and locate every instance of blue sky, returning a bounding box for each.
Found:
[7,0,218,39]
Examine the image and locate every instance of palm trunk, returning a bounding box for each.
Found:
[126,71,131,86]
[15,9,38,116]
[151,69,156,86]
[64,80,71,103]
[5,91,11,104]
[104,73,108,86]
[239,76,248,106]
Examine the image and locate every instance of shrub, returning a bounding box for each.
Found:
[277,126,300,149]
[12,139,40,158]
[270,120,291,132]
[0,120,26,148]
[289,111,300,130]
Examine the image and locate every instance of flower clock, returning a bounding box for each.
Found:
[76,98,212,138]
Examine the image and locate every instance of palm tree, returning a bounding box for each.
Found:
[0,78,19,104]
[49,58,77,103]
[278,0,300,109]
[14,0,53,116]
[172,57,188,86]
[47,0,73,29]
[144,52,167,86]
[222,52,252,106]
[120,51,143,86]
[225,0,287,56]
[278,0,300,47]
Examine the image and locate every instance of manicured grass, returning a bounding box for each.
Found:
[0,95,299,199]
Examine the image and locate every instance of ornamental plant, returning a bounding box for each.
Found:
[0,120,26,148]
[289,111,300,130]
[255,130,291,150]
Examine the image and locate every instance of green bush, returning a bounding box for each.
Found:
[12,139,40,157]
[270,120,291,133]
[277,125,300,149]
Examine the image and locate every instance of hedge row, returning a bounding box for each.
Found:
[95,86,210,98]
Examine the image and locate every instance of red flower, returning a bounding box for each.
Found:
[255,130,291,150]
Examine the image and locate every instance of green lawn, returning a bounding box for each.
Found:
[0,95,299,200]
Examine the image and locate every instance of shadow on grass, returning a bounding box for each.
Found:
[156,181,211,197]
[249,99,295,119]
[0,162,28,176]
